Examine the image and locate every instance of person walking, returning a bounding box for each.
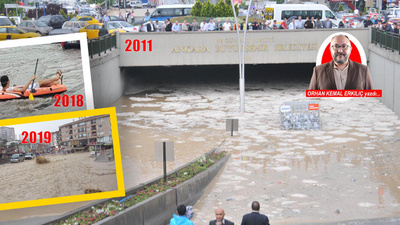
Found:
[170,205,194,225]
[240,201,270,225]
[209,208,234,225]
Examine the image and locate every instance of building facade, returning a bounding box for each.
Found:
[59,115,112,149]
[0,127,15,142]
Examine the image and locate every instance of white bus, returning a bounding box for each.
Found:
[264,4,340,26]
[144,4,194,22]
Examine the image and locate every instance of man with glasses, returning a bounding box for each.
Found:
[309,35,373,90]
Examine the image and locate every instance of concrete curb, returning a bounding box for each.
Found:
[95,153,230,225]
[42,149,229,225]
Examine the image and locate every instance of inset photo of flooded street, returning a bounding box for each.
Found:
[0,111,121,210]
[0,36,93,120]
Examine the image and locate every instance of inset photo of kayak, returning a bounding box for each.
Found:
[0,108,124,211]
[0,33,94,120]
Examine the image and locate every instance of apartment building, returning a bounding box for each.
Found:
[59,115,112,148]
[0,127,15,142]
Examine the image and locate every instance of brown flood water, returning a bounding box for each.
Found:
[1,83,400,224]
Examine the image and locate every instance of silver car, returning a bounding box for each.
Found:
[108,21,135,32]
[10,154,24,163]
[62,21,90,32]
[18,20,53,35]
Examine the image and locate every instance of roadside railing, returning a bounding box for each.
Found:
[371,28,400,54]
[88,33,117,59]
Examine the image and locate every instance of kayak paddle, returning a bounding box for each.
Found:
[29,59,39,100]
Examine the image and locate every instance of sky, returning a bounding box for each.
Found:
[7,118,75,140]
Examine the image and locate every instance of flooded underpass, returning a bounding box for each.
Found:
[116,64,400,224]
[1,63,400,224]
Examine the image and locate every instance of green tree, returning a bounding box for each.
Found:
[191,0,202,17]
[363,5,367,15]
[276,0,284,4]
[59,8,67,20]
[0,0,14,11]
[338,4,344,12]
[215,0,225,17]
[200,0,213,17]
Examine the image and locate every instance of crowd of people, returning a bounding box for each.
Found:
[366,15,400,34]
[136,15,400,33]
[169,201,270,225]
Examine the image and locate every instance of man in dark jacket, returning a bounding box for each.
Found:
[147,20,155,32]
[98,24,108,37]
[209,208,234,225]
[240,201,270,225]
[304,17,313,29]
[363,16,373,27]
[165,19,172,32]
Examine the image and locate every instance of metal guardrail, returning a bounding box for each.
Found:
[88,33,117,59]
[371,28,400,54]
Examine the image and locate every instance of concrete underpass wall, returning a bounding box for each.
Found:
[97,154,230,225]
[90,49,124,108]
[368,44,400,116]
[119,29,369,67]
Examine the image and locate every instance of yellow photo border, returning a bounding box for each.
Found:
[0,107,125,211]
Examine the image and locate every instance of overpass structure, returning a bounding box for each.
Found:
[117,29,369,66]
[89,28,400,116]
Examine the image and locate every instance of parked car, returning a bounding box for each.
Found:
[10,154,24,163]
[79,23,126,39]
[108,21,135,32]
[129,1,143,8]
[109,15,125,22]
[38,15,66,29]
[78,12,97,18]
[388,18,400,25]
[70,16,99,24]
[0,26,41,41]
[132,20,165,32]
[25,153,34,160]
[0,16,13,26]
[145,2,156,8]
[61,21,89,32]
[18,20,53,35]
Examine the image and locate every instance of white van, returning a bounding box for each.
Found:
[386,8,400,19]
[264,4,340,26]
[129,1,143,8]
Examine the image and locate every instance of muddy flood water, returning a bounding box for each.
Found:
[1,80,400,224]
[115,82,400,224]
[0,43,87,120]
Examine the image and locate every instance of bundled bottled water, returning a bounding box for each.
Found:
[280,101,321,130]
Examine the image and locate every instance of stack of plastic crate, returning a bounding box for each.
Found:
[280,100,321,130]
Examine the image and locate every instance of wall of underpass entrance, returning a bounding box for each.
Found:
[368,43,400,116]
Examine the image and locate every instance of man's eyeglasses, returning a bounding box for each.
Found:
[331,44,351,50]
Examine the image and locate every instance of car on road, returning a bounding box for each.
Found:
[25,153,34,160]
[108,21,135,32]
[61,21,90,32]
[145,2,156,8]
[130,1,143,8]
[132,20,165,32]
[18,20,53,35]
[79,23,126,39]
[10,154,25,163]
[38,15,66,29]
[388,18,400,25]
[70,16,99,25]
[0,16,13,26]
[0,26,41,40]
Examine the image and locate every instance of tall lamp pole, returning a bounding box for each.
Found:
[231,0,252,113]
